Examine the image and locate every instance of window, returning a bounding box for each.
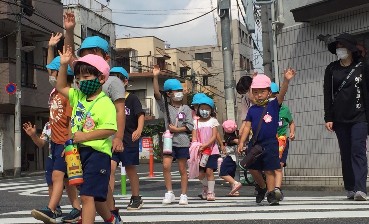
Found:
[195,52,212,67]
[0,37,8,57]
[42,48,48,67]
[203,76,209,86]
[21,41,35,88]
[180,67,188,78]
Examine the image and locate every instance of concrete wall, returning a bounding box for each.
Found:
[0,115,15,174]
[276,1,369,185]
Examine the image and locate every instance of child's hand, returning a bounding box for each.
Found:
[48,32,62,47]
[284,68,296,80]
[132,129,142,142]
[168,124,178,133]
[220,145,226,154]
[58,45,73,65]
[237,145,244,154]
[23,122,36,137]
[289,132,295,141]
[63,12,76,31]
[73,131,87,143]
[153,65,160,77]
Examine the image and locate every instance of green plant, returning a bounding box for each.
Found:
[142,122,164,137]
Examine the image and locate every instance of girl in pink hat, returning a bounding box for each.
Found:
[237,69,296,206]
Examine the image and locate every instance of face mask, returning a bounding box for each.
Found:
[172,92,184,101]
[49,76,57,87]
[336,48,349,60]
[79,78,101,96]
[255,99,269,106]
[199,109,210,118]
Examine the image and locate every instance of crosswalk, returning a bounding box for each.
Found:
[1,195,369,223]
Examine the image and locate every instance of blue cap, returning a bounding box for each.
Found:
[110,67,129,79]
[46,56,74,76]
[198,96,215,109]
[163,79,183,92]
[270,82,279,93]
[78,36,109,56]
[191,93,207,105]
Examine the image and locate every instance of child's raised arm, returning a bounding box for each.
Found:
[47,32,62,75]
[56,46,73,99]
[277,68,296,105]
[153,65,161,100]
[63,12,78,63]
[237,121,251,153]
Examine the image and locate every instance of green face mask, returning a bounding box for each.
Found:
[79,77,101,96]
[255,99,269,106]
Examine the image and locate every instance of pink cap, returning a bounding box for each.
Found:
[72,54,110,81]
[222,120,237,133]
[251,74,271,89]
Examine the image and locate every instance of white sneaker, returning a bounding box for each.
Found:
[162,192,175,204]
[354,191,367,201]
[179,194,188,205]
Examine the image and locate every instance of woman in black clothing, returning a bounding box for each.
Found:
[323,33,368,201]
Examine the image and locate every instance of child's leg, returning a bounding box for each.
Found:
[96,201,114,221]
[80,195,96,223]
[64,179,81,209]
[126,165,140,196]
[220,175,236,185]
[48,170,65,211]
[206,168,215,192]
[48,185,53,200]
[249,169,266,188]
[177,158,188,195]
[107,160,119,212]
[162,155,173,191]
[275,167,283,188]
[264,170,276,192]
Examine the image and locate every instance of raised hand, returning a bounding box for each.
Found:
[23,122,37,137]
[284,68,296,80]
[153,65,160,77]
[48,32,62,47]
[63,12,76,31]
[58,45,72,65]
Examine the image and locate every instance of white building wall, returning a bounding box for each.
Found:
[276,1,369,185]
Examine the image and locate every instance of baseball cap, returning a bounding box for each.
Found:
[110,67,129,79]
[46,56,74,76]
[78,36,109,56]
[197,96,215,109]
[222,120,237,133]
[163,79,183,92]
[270,82,279,93]
[72,54,110,81]
[251,74,271,89]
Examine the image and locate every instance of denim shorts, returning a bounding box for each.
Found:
[199,154,220,172]
[219,156,236,177]
[247,138,280,171]
[50,141,67,173]
[112,146,139,166]
[79,146,111,202]
[45,156,53,186]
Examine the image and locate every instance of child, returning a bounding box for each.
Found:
[237,70,296,206]
[270,82,295,200]
[56,48,119,223]
[31,38,81,223]
[220,120,242,196]
[236,75,254,136]
[153,65,194,205]
[109,67,145,210]
[192,96,220,201]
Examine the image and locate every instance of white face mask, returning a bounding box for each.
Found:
[336,48,349,60]
[199,109,210,118]
[172,92,184,101]
[49,76,57,87]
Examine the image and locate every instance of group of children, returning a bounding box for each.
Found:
[23,11,296,224]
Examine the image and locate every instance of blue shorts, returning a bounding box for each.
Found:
[166,147,190,160]
[200,154,220,172]
[247,138,280,171]
[280,139,289,167]
[79,147,111,202]
[219,156,236,177]
[112,146,139,166]
[45,156,53,186]
[50,141,67,173]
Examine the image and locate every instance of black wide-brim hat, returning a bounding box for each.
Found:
[328,33,360,54]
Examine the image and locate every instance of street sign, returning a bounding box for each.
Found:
[253,0,275,5]
[5,83,17,95]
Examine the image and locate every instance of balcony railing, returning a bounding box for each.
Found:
[140,97,153,117]
[115,55,176,75]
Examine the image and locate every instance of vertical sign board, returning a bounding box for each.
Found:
[0,131,3,173]
[139,137,152,160]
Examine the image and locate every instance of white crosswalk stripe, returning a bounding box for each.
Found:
[1,195,369,223]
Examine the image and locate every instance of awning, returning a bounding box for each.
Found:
[156,47,171,59]
[291,0,369,22]
[179,59,191,69]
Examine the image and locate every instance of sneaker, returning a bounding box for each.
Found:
[111,209,123,224]
[229,181,242,195]
[162,192,175,204]
[179,194,189,205]
[347,190,355,199]
[354,191,367,201]
[267,191,279,206]
[127,196,144,210]
[198,186,208,200]
[274,187,283,201]
[105,213,121,224]
[255,185,267,204]
[55,206,62,218]
[61,207,81,223]
[207,192,215,201]
[31,207,57,224]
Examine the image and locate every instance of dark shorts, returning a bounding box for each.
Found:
[247,138,280,171]
[79,147,111,202]
[50,141,67,173]
[280,139,289,166]
[199,154,220,172]
[165,146,190,160]
[219,156,236,177]
[112,146,139,166]
[45,156,53,186]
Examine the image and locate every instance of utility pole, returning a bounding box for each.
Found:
[219,0,236,121]
[14,0,22,177]
[260,4,273,78]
